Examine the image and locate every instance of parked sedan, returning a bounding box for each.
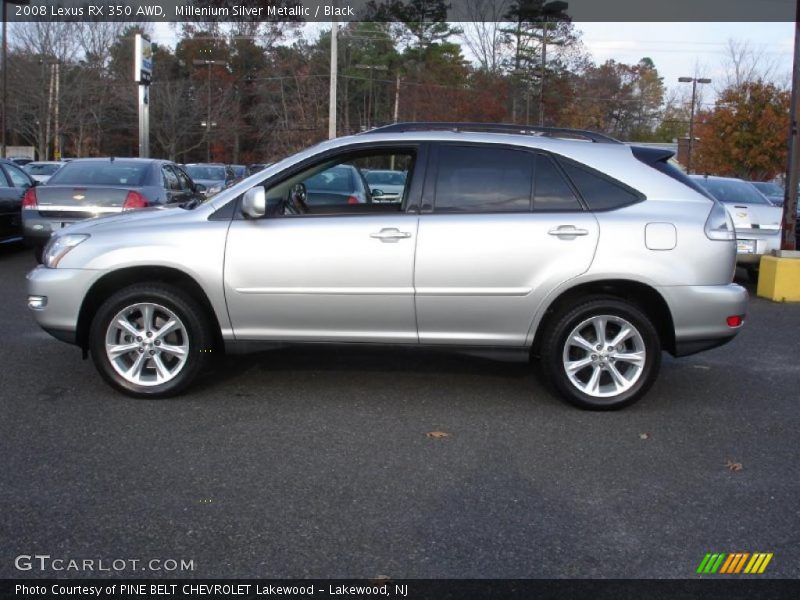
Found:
[0,159,36,245]
[691,175,782,279]
[22,158,205,261]
[182,163,236,197]
[750,181,784,206]
[302,164,371,206]
[23,161,65,184]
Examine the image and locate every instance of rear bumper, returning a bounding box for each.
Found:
[735,230,781,264]
[657,283,748,357]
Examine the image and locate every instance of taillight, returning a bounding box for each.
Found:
[726,315,744,328]
[22,187,38,208]
[705,200,735,240]
[122,190,149,210]
[347,195,359,205]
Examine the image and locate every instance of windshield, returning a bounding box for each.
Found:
[185,165,226,180]
[47,161,149,186]
[24,163,61,176]
[365,171,406,186]
[692,178,771,205]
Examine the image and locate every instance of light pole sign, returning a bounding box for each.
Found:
[134,33,152,157]
[134,33,153,84]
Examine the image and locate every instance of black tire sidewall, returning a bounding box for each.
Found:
[89,284,212,398]
[541,297,661,410]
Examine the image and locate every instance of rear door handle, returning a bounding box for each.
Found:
[548,225,589,237]
[370,228,412,243]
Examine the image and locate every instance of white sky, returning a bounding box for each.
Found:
[151,21,796,103]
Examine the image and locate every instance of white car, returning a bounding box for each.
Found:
[690,175,782,279]
[23,161,65,184]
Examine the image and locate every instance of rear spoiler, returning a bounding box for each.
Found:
[630,145,675,164]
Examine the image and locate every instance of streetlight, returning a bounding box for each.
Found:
[678,76,712,174]
[2,0,31,158]
[193,58,226,162]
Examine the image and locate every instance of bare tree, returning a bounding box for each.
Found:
[459,0,512,73]
[721,39,781,89]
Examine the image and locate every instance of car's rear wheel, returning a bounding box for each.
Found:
[539,296,661,410]
[89,284,213,398]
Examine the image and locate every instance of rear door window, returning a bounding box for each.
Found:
[434,145,533,213]
[533,154,582,211]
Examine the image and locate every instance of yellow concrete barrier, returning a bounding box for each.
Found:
[757,254,800,302]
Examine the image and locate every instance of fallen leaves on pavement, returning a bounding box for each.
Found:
[426,431,451,439]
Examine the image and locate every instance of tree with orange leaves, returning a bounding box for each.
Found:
[693,81,790,181]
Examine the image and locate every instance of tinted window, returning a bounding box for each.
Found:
[48,161,149,186]
[185,165,226,180]
[162,166,180,191]
[560,161,641,210]
[174,166,194,191]
[4,163,32,187]
[533,155,582,211]
[435,146,533,212]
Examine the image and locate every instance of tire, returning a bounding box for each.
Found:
[746,266,759,283]
[89,283,214,398]
[538,296,661,410]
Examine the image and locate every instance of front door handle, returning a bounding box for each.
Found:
[370,228,412,243]
[548,225,589,238]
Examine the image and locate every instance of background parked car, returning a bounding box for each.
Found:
[22,157,205,261]
[247,163,269,175]
[0,159,36,245]
[691,175,782,280]
[750,181,784,206]
[302,164,371,206]
[182,163,236,196]
[230,164,247,181]
[23,161,65,184]
[363,169,407,203]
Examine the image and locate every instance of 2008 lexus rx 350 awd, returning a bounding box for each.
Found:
[26,123,748,409]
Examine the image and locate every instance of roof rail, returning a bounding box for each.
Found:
[364,122,622,144]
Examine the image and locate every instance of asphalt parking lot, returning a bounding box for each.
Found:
[1,244,799,580]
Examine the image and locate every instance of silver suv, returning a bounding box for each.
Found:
[26,124,748,409]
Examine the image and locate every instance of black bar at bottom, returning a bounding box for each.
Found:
[3,579,800,600]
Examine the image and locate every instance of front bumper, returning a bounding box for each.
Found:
[657,283,749,357]
[26,266,100,344]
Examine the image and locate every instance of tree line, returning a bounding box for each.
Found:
[3,1,790,180]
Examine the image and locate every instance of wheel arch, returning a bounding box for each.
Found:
[76,266,224,354]
[531,279,676,357]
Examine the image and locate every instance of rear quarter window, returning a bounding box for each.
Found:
[558,159,643,211]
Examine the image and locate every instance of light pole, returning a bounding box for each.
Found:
[193,59,226,162]
[354,64,388,129]
[2,0,31,158]
[678,76,712,174]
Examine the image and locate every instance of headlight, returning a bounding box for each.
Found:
[43,234,90,268]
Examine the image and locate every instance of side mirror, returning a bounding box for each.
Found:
[194,182,207,194]
[371,188,384,197]
[241,187,266,219]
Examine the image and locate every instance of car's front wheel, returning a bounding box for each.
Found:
[539,296,661,410]
[89,284,213,398]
